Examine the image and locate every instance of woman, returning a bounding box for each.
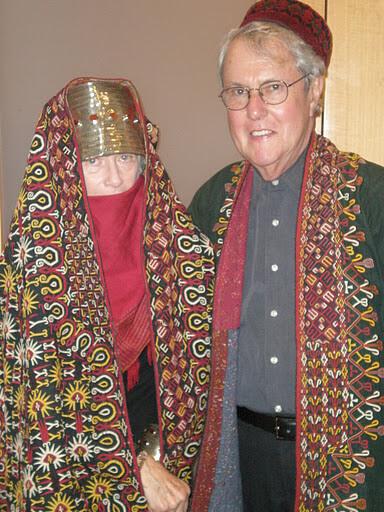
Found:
[0,78,214,511]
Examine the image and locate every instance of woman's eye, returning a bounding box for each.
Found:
[120,153,135,162]
[88,157,99,165]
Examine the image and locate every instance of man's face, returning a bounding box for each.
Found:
[82,153,142,196]
[222,37,323,181]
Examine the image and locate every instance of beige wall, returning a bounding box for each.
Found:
[3,1,383,242]
[0,0,251,238]
[0,118,3,248]
[324,0,384,163]
[306,0,384,166]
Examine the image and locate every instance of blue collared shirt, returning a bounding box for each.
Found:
[237,150,306,415]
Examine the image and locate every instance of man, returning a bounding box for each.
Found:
[189,1,384,511]
[0,78,214,511]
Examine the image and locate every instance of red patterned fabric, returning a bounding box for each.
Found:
[0,77,215,511]
[240,0,332,67]
[191,165,252,510]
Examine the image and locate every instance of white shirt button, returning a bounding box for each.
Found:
[270,356,279,365]
[272,179,279,186]
[271,264,279,272]
[270,310,278,318]
[272,219,280,227]
[274,405,283,413]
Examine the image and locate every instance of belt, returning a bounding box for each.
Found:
[237,406,296,441]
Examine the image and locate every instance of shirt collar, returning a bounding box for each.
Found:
[253,145,308,195]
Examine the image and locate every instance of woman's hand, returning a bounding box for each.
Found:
[139,454,190,512]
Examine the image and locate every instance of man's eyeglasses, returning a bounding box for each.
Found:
[219,74,310,110]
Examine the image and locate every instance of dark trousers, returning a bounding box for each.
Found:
[124,350,157,443]
[238,417,296,512]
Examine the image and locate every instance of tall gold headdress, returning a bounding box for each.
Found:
[67,80,145,160]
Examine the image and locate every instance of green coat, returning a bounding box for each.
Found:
[189,133,384,512]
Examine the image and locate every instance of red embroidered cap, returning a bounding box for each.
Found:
[240,0,332,67]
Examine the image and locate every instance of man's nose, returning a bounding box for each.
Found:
[246,89,268,120]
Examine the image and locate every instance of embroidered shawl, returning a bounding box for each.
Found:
[192,133,383,511]
[0,77,214,511]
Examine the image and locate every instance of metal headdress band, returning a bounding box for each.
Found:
[67,80,145,161]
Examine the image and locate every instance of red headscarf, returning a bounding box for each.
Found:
[88,175,152,383]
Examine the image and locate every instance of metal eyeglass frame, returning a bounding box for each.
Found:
[219,73,310,110]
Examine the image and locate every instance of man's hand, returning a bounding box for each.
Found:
[140,454,190,512]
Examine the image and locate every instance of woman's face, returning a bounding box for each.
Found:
[82,153,142,196]
[222,36,323,181]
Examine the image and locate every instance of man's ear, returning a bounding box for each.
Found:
[309,75,325,118]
